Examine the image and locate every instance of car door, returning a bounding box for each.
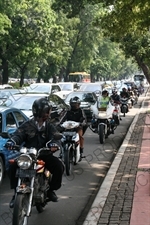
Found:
[13,110,28,126]
[3,111,20,170]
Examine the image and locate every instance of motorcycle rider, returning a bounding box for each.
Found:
[98,89,110,108]
[98,89,116,133]
[120,87,130,98]
[59,96,86,161]
[120,87,130,112]
[91,89,112,132]
[5,97,64,208]
[110,88,120,104]
[127,87,135,106]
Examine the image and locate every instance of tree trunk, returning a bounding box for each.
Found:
[135,55,150,84]
[2,58,9,84]
[20,69,25,87]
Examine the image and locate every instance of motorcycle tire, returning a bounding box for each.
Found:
[64,146,72,176]
[36,204,44,213]
[12,193,29,225]
[113,115,120,126]
[99,124,105,144]
[122,107,126,117]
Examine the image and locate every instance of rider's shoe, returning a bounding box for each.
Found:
[9,195,15,208]
[79,153,86,162]
[79,153,83,162]
[47,190,58,202]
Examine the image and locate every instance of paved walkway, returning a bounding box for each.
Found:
[83,87,150,225]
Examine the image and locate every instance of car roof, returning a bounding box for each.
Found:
[30,83,59,86]
[13,93,49,97]
[0,106,24,112]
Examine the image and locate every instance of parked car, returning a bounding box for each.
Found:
[79,83,102,97]
[56,82,79,99]
[3,93,69,124]
[64,91,97,122]
[0,107,28,186]
[25,83,62,95]
[0,84,13,89]
[0,88,25,105]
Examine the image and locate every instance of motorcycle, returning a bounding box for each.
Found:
[90,102,117,144]
[60,121,82,176]
[120,97,129,117]
[111,101,121,126]
[8,133,62,225]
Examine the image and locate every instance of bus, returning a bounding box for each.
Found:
[68,72,91,83]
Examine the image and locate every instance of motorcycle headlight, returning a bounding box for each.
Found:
[17,154,32,169]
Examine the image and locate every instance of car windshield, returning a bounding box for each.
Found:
[80,84,101,92]
[4,96,44,110]
[59,84,73,91]
[26,84,51,93]
[65,92,95,103]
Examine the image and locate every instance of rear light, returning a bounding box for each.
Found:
[113,109,118,115]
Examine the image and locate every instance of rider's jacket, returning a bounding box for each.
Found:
[120,91,130,98]
[110,94,120,103]
[11,118,58,150]
[60,108,85,123]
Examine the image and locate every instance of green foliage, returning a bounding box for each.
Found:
[0,0,141,85]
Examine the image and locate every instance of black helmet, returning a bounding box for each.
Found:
[69,96,81,109]
[32,97,52,118]
[102,90,109,96]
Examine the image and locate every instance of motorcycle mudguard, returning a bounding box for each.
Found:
[121,105,127,113]
[16,186,31,194]
[98,122,106,128]
[98,122,107,134]
[64,143,71,151]
[76,145,80,163]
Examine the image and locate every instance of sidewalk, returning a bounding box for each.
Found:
[83,87,150,225]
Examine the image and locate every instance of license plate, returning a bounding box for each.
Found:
[63,131,76,136]
[16,169,36,178]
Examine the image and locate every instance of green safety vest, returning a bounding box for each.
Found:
[98,96,109,108]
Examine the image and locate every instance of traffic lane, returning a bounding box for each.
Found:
[0,101,142,225]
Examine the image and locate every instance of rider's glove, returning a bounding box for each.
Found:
[5,140,16,149]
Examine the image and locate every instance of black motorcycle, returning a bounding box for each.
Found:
[8,134,62,225]
[120,97,129,117]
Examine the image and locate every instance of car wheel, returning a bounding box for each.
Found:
[0,156,4,186]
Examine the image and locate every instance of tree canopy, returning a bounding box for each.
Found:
[0,0,149,85]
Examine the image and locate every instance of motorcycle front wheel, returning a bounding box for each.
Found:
[64,146,73,176]
[122,106,126,117]
[98,124,105,144]
[12,193,29,225]
[113,115,120,125]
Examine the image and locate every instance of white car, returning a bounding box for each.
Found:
[55,82,79,99]
[0,84,13,89]
[79,83,102,97]
[25,83,62,95]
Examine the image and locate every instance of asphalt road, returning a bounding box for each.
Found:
[0,94,145,225]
